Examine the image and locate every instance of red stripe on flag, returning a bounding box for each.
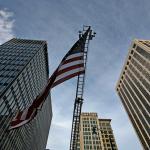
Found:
[26,106,35,118]
[16,111,23,120]
[10,109,37,129]
[52,70,85,87]
[57,64,84,76]
[11,117,25,127]
[62,56,83,65]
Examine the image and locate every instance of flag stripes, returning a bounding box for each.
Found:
[57,64,84,76]
[52,70,85,88]
[58,59,84,71]
[9,27,90,130]
[63,56,83,64]
[10,109,37,129]
[54,67,85,85]
[65,52,84,60]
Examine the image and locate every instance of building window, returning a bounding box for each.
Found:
[133,44,136,48]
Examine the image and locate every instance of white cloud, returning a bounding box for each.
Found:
[0,9,14,44]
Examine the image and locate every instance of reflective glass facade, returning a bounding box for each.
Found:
[0,39,52,150]
[78,113,118,150]
[116,40,150,150]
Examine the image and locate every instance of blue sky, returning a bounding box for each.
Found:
[1,0,149,149]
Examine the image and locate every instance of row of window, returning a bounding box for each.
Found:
[83,135,100,141]
[119,88,149,149]
[3,41,43,49]
[120,75,149,148]
[128,61,150,113]
[99,122,110,126]
[139,41,150,48]
[0,46,47,94]
[0,44,49,150]
[82,120,97,124]
[84,145,101,150]
[82,117,97,120]
[128,65,150,110]
[122,74,150,133]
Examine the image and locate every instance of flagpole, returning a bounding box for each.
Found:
[69,26,96,150]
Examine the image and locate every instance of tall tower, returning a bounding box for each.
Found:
[77,112,118,150]
[116,39,150,149]
[0,39,52,150]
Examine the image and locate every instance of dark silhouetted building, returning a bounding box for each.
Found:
[0,39,52,150]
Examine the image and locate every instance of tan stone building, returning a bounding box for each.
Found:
[116,39,150,149]
[77,112,118,150]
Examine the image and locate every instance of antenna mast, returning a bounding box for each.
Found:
[69,26,96,150]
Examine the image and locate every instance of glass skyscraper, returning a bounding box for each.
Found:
[116,39,150,149]
[0,38,52,150]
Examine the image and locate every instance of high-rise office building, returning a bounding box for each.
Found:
[116,39,150,149]
[77,112,118,150]
[0,39,52,150]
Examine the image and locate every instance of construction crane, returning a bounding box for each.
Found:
[69,26,96,150]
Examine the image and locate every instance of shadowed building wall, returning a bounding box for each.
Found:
[116,39,150,150]
[0,39,52,150]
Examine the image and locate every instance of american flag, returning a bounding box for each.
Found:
[9,28,90,130]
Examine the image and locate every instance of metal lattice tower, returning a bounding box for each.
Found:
[69,26,96,150]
